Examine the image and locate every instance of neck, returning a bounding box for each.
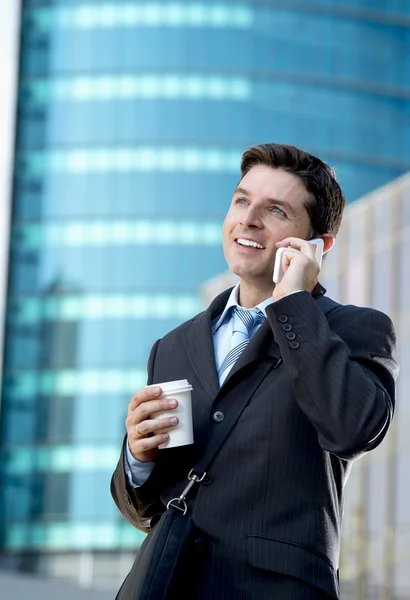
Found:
[237,279,274,308]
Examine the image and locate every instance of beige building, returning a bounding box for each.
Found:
[201,173,410,599]
[320,173,409,600]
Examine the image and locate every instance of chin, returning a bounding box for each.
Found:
[227,258,248,279]
[231,266,268,284]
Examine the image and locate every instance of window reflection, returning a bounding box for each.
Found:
[4,318,183,369]
[3,368,147,397]
[25,74,251,102]
[7,292,202,323]
[1,390,131,445]
[18,84,409,159]
[19,146,241,175]
[21,5,410,91]
[13,219,222,247]
[3,445,124,474]
[7,247,226,293]
[4,520,146,551]
[31,3,254,31]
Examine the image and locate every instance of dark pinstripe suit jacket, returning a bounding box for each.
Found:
[111,284,398,599]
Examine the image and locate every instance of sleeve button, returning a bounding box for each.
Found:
[278,315,288,323]
[281,323,292,332]
[289,341,300,349]
[285,332,296,340]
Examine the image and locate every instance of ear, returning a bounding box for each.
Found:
[320,234,335,254]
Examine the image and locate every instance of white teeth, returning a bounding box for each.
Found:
[237,238,264,249]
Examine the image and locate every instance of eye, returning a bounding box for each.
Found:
[235,197,249,205]
[271,206,286,217]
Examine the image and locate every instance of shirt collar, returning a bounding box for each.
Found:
[213,283,274,333]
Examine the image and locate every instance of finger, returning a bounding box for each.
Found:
[282,248,301,267]
[131,398,178,422]
[126,398,178,431]
[129,386,163,410]
[276,238,316,259]
[275,237,303,248]
[281,248,312,263]
[280,248,302,272]
[133,416,179,437]
[133,433,170,454]
[276,237,313,250]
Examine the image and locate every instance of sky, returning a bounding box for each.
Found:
[0,0,19,380]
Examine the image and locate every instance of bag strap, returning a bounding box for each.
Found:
[167,293,340,513]
[167,358,276,513]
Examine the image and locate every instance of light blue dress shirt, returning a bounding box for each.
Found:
[124,283,279,488]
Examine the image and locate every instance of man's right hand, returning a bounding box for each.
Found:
[125,386,179,463]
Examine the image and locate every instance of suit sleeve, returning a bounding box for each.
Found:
[110,338,166,533]
[267,292,399,460]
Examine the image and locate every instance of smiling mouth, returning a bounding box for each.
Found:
[236,238,265,250]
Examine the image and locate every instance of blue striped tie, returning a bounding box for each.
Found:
[218,307,265,384]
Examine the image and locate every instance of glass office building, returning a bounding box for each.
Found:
[1,0,410,590]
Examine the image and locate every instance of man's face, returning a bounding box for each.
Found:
[222,165,312,289]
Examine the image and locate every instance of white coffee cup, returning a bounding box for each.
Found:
[146,379,194,449]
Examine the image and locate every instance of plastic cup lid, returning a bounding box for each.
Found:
[146,379,193,393]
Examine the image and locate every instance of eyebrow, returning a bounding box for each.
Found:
[233,186,296,215]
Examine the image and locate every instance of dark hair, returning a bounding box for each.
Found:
[240,143,346,236]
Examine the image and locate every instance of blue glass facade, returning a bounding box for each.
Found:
[1,0,410,583]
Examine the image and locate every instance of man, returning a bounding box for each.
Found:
[111,143,398,599]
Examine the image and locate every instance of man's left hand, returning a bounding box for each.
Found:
[273,237,320,302]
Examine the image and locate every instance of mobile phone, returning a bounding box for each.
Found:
[273,238,324,284]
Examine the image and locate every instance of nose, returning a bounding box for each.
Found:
[240,203,263,228]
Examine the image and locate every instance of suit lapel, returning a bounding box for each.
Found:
[185,288,232,400]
